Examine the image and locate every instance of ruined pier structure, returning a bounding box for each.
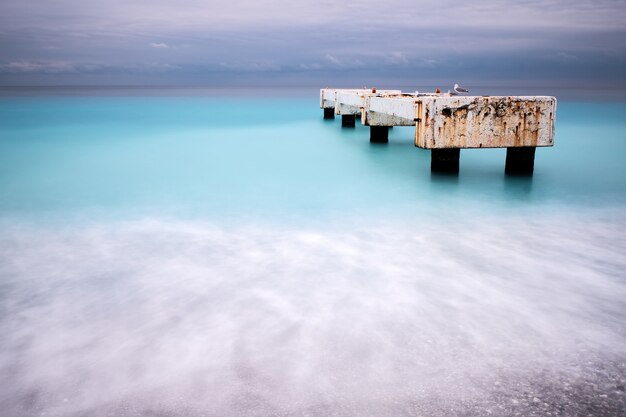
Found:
[320,88,556,174]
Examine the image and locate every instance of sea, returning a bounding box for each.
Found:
[0,86,625,416]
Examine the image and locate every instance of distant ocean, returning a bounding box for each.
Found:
[1,87,625,416]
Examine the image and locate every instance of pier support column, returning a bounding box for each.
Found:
[370,126,389,143]
[505,147,536,175]
[341,114,356,127]
[431,149,460,173]
[323,108,335,119]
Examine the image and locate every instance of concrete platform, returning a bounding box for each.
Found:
[320,88,556,174]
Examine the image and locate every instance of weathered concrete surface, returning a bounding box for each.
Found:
[336,91,365,116]
[319,88,337,109]
[335,89,401,117]
[364,94,556,148]
[416,96,556,149]
[320,89,402,120]
[365,94,419,126]
[320,88,369,109]
[322,89,556,151]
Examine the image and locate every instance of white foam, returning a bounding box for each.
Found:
[0,215,625,415]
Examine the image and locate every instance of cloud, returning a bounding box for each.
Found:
[218,61,281,71]
[0,61,77,73]
[324,54,342,66]
[324,55,364,69]
[555,52,579,62]
[0,61,183,75]
[3,0,626,33]
[299,63,322,70]
[0,1,625,85]
[417,58,439,68]
[386,52,409,65]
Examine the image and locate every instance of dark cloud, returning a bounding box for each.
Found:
[1,0,625,85]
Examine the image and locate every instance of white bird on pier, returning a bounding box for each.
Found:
[450,83,469,95]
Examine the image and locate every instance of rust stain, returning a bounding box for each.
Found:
[409,94,553,149]
[415,101,423,147]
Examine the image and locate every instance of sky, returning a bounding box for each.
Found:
[0,0,625,86]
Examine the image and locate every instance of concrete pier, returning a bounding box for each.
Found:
[320,88,556,174]
[320,88,401,119]
[431,149,460,173]
[505,147,536,175]
[342,114,356,127]
[370,126,389,143]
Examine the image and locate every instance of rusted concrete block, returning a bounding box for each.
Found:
[365,95,556,149]
[321,88,556,174]
[416,96,556,149]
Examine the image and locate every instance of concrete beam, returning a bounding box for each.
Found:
[321,89,403,124]
[320,88,371,109]
[335,91,365,116]
[415,96,556,149]
[320,89,336,109]
[365,94,556,149]
[365,95,419,126]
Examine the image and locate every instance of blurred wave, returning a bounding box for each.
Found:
[1,214,624,416]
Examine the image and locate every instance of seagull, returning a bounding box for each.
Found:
[453,83,469,94]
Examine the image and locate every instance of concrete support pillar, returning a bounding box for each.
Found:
[431,149,460,173]
[323,107,335,119]
[341,114,356,127]
[370,126,389,143]
[505,147,536,175]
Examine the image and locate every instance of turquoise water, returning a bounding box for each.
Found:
[1,95,625,224]
[1,89,625,416]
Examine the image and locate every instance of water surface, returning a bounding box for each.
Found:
[0,88,625,416]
